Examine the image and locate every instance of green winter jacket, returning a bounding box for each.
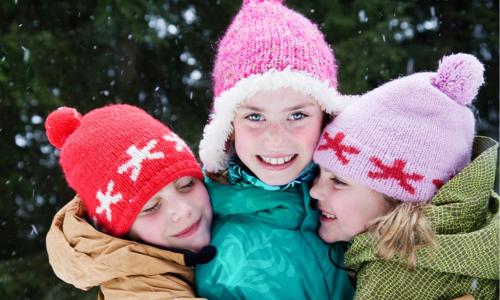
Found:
[196,161,355,300]
[345,136,499,300]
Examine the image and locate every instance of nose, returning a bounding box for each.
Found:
[263,122,288,149]
[169,200,193,223]
[310,177,326,203]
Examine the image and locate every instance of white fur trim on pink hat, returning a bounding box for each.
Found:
[199,68,351,172]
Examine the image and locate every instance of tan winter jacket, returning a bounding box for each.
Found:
[46,196,201,299]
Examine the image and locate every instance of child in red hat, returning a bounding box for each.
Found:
[44,104,214,299]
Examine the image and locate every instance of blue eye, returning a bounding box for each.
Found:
[246,113,263,122]
[289,112,306,121]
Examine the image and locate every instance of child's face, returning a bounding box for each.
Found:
[128,176,212,253]
[310,168,391,243]
[233,88,323,186]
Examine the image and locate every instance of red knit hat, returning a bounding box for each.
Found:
[45,104,203,237]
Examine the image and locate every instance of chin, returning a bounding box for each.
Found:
[191,234,211,252]
[259,171,301,186]
[319,228,336,243]
[190,242,209,253]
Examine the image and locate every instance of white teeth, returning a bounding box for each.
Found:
[260,155,294,165]
[322,211,336,219]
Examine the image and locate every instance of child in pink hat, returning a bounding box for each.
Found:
[196,0,354,299]
[44,104,215,298]
[312,53,499,299]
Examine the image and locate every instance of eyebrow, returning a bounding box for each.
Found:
[239,105,264,112]
[284,103,316,111]
[239,103,316,112]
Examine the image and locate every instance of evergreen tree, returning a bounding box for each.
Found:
[0,1,497,298]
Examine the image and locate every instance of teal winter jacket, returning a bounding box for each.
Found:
[195,161,355,300]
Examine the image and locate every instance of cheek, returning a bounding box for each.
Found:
[334,193,367,224]
[332,194,354,216]
[131,215,166,242]
[294,120,323,151]
[349,196,384,229]
[192,188,212,213]
[234,125,257,155]
[366,194,389,220]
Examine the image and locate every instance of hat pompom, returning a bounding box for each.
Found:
[45,107,82,149]
[243,0,283,5]
[432,53,485,105]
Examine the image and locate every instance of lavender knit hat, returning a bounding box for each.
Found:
[199,0,348,172]
[313,53,485,202]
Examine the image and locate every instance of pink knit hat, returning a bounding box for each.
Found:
[199,0,348,172]
[45,104,203,236]
[313,53,484,202]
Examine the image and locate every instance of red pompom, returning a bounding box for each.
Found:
[45,107,82,149]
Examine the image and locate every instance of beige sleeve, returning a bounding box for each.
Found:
[99,274,205,300]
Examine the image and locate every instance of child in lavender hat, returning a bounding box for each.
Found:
[311,53,499,299]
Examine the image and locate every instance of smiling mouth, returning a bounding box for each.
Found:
[257,154,297,167]
[173,218,201,238]
[319,211,337,222]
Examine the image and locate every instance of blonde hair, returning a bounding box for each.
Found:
[368,197,437,270]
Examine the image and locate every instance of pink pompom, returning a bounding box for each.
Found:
[432,53,485,105]
[243,0,283,6]
[45,107,82,149]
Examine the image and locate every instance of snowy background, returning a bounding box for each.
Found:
[0,1,498,298]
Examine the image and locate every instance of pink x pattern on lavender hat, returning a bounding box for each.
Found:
[314,53,485,202]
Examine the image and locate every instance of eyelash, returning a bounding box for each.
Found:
[288,112,307,120]
[177,179,194,192]
[142,200,161,213]
[141,180,195,214]
[330,177,346,186]
[245,113,263,122]
[244,112,308,122]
